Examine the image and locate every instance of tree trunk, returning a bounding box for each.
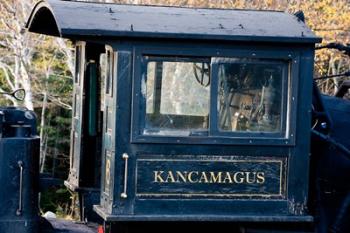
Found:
[40,91,47,172]
[20,61,34,110]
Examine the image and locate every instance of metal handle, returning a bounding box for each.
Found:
[121,153,129,199]
[16,161,24,216]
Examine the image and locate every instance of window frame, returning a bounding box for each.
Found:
[131,46,299,146]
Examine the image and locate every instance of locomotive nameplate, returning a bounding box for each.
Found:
[136,156,287,198]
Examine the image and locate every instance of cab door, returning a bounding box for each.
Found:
[68,42,86,188]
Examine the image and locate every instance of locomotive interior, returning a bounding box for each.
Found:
[217,59,284,133]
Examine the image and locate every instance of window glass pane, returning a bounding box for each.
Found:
[74,94,79,117]
[217,58,285,133]
[99,53,106,111]
[74,46,81,84]
[143,59,210,135]
[105,50,113,95]
[146,62,156,114]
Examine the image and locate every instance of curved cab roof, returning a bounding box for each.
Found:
[26,0,321,43]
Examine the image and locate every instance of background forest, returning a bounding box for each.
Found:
[0,0,349,218]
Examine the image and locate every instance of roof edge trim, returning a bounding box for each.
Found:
[26,1,62,37]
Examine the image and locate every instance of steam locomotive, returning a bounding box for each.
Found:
[1,0,349,232]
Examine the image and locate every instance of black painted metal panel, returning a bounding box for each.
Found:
[0,139,40,233]
[0,108,40,233]
[136,155,287,198]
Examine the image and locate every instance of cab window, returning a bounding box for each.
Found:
[216,58,286,133]
[135,54,290,141]
[142,57,210,136]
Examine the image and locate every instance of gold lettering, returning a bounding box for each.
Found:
[175,171,188,183]
[233,172,245,183]
[223,172,233,183]
[209,172,222,183]
[257,172,265,184]
[198,172,209,183]
[165,171,176,183]
[154,171,165,183]
[153,170,266,184]
[245,172,256,184]
[188,171,199,183]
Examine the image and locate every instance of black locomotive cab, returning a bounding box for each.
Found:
[26,0,322,230]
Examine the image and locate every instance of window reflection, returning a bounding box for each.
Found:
[74,45,81,84]
[105,50,113,96]
[144,59,210,135]
[99,53,106,111]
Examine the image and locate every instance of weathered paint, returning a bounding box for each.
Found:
[26,0,321,44]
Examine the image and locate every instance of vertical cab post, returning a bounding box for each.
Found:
[100,46,116,213]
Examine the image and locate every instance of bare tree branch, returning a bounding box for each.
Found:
[47,95,72,110]
[0,64,15,90]
[0,85,16,105]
